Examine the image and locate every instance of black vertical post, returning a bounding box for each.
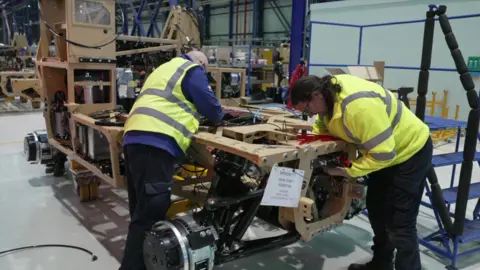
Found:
[416,8,435,121]
[435,5,480,236]
[204,4,211,42]
[416,5,454,236]
[228,1,234,46]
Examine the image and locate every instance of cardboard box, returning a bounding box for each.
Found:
[326,61,385,84]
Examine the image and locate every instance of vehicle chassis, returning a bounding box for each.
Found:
[141,113,366,268]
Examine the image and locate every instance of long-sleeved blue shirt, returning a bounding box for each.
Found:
[123,55,224,157]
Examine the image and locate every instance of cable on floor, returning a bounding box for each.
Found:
[0,244,98,262]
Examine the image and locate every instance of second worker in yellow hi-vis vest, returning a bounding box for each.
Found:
[290,74,433,270]
[120,51,223,270]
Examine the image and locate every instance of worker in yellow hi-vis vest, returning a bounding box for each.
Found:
[120,51,223,270]
[290,74,432,270]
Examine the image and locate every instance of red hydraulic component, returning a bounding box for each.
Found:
[297,134,351,168]
[336,154,352,168]
[296,134,341,145]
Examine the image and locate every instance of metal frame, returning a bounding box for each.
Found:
[2,9,9,45]
[121,4,129,35]
[129,0,147,36]
[204,0,291,45]
[0,0,42,45]
[267,0,289,33]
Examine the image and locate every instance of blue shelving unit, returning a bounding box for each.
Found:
[418,116,480,269]
[230,44,276,97]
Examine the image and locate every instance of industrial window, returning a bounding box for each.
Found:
[75,0,111,26]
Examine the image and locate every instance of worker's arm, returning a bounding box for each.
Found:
[312,115,330,135]
[182,67,224,125]
[343,104,397,178]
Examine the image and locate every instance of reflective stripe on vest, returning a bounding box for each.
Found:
[341,88,403,161]
[128,60,198,139]
[131,107,194,139]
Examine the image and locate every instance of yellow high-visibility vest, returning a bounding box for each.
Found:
[124,57,200,153]
[313,74,430,177]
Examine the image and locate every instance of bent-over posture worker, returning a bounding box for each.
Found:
[120,51,224,270]
[290,74,432,270]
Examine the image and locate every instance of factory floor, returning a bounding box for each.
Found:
[1,112,480,270]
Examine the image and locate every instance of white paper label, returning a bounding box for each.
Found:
[118,85,128,98]
[260,166,304,208]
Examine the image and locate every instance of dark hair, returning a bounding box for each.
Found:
[290,75,342,116]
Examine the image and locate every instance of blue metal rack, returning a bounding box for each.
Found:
[126,0,170,37]
[228,44,276,97]
[419,116,480,269]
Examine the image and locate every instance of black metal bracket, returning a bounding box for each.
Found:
[79,57,117,64]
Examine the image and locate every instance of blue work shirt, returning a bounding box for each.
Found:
[123,55,224,157]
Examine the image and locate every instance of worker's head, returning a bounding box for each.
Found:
[187,51,208,72]
[290,75,341,117]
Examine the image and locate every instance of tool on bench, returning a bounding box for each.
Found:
[89,109,126,127]
[94,120,124,127]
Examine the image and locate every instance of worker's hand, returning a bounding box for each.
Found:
[324,167,350,178]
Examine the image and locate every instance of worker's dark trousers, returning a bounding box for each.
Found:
[366,137,432,270]
[119,144,175,270]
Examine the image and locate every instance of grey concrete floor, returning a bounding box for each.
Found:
[1,111,480,270]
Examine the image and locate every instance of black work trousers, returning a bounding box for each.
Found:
[119,144,175,270]
[366,137,433,270]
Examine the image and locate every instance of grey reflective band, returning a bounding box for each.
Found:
[384,88,392,116]
[136,60,200,120]
[361,127,392,150]
[341,91,389,143]
[341,88,402,158]
[166,61,194,94]
[130,107,194,139]
[137,88,201,120]
[371,151,396,161]
[391,97,403,129]
[344,125,361,143]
